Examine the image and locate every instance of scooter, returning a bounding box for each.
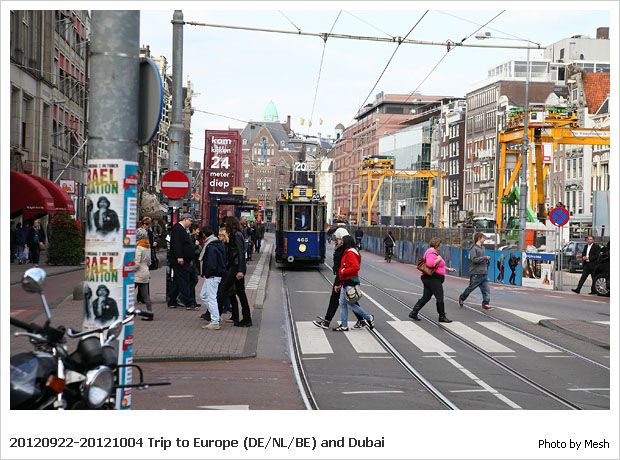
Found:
[10,268,168,410]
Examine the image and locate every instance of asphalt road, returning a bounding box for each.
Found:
[283,243,610,410]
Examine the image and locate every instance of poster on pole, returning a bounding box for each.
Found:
[84,159,139,409]
[521,252,555,290]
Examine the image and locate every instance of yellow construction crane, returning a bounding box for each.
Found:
[356,156,445,227]
[497,107,610,229]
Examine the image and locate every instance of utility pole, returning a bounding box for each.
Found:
[85,11,140,409]
[518,46,531,250]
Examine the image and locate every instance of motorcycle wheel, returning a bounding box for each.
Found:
[594,275,610,297]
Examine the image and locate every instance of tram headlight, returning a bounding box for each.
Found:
[298,244,307,253]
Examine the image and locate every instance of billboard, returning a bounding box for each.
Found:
[201,130,242,222]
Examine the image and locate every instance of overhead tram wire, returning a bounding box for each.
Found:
[183,20,540,50]
[355,10,429,116]
[307,10,342,135]
[436,10,533,43]
[343,10,394,38]
[278,10,301,33]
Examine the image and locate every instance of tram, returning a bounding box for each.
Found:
[275,186,326,265]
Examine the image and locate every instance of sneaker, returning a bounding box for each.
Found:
[482,304,494,311]
[352,320,364,329]
[202,322,221,330]
[312,319,330,329]
[458,298,464,308]
[186,304,201,311]
[364,315,375,329]
[167,303,178,309]
[333,325,349,332]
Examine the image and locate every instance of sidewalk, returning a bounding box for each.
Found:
[539,319,610,349]
[10,261,84,285]
[10,239,273,362]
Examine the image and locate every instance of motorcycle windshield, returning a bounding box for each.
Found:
[10,354,40,401]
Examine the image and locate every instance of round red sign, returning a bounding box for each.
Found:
[161,169,190,199]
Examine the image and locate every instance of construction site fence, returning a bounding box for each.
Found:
[345,225,609,291]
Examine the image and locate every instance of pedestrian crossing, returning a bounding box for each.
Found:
[295,320,561,356]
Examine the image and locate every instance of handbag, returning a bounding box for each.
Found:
[345,285,363,304]
[417,254,437,277]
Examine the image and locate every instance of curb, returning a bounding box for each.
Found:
[134,353,257,363]
[539,319,610,349]
[254,248,272,308]
[10,266,84,286]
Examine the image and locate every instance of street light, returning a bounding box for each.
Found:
[475,32,541,249]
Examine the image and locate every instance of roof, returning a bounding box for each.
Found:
[596,97,609,115]
[582,72,610,114]
[263,100,279,122]
[335,123,345,129]
[241,121,293,149]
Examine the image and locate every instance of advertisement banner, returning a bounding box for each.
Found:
[521,252,555,290]
[84,159,139,409]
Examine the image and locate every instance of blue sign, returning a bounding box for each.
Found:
[549,206,569,227]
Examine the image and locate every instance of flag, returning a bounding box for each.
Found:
[300,118,305,126]
[309,120,313,127]
[320,118,324,125]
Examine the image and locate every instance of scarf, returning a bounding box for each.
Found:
[137,239,151,248]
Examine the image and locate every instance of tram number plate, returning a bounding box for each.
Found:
[296,237,309,243]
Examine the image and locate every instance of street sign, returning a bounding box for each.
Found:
[161,169,190,199]
[138,57,164,146]
[549,206,569,227]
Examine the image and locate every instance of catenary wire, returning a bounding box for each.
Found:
[343,10,394,38]
[278,10,301,32]
[436,10,532,43]
[307,10,342,135]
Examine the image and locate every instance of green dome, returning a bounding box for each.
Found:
[263,100,279,122]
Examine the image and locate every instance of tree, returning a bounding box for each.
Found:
[47,213,84,266]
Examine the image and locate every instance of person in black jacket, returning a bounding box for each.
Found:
[168,213,198,308]
[198,230,227,330]
[312,228,364,329]
[26,219,46,266]
[572,235,601,295]
[218,216,252,327]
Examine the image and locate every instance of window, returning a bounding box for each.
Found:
[559,48,564,60]
[578,157,583,178]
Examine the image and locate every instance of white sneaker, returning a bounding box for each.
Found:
[202,322,221,330]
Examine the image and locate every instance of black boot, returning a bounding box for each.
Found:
[408,308,421,321]
[438,316,452,323]
[437,302,451,323]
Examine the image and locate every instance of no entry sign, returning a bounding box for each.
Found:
[161,169,190,199]
[549,206,570,227]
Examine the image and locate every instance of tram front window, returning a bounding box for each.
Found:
[294,205,311,231]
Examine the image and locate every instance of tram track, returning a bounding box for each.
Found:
[348,269,584,410]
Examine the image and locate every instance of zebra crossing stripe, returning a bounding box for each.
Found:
[478,322,560,353]
[387,321,455,353]
[296,321,333,354]
[343,328,387,354]
[441,322,514,353]
[495,307,553,324]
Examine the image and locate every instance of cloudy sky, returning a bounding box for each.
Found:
[138,3,611,163]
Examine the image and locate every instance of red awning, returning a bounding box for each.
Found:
[29,175,75,215]
[10,171,56,221]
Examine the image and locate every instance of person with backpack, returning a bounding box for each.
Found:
[383,231,395,262]
[134,228,154,320]
[409,237,457,323]
[198,229,227,331]
[458,232,493,311]
[333,235,374,332]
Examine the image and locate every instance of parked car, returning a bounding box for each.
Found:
[560,241,587,272]
[593,241,609,297]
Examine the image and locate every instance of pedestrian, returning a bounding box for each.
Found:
[457,232,493,311]
[16,222,27,264]
[333,235,374,331]
[168,213,198,309]
[198,229,227,330]
[218,216,252,327]
[383,231,395,261]
[26,219,46,266]
[212,227,234,320]
[313,228,365,330]
[572,235,601,295]
[408,238,457,322]
[354,227,363,250]
[189,223,202,275]
[254,219,265,253]
[134,228,154,320]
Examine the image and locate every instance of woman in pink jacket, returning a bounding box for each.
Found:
[409,237,456,323]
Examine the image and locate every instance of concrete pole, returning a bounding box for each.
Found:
[86,11,140,409]
[168,10,187,208]
[518,46,531,250]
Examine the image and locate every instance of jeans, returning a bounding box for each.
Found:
[324,277,363,322]
[200,277,222,324]
[459,274,491,306]
[339,286,370,328]
[413,274,446,317]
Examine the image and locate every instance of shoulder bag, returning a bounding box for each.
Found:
[345,285,363,304]
[417,251,437,277]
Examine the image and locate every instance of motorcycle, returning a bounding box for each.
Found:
[592,242,610,297]
[10,268,169,410]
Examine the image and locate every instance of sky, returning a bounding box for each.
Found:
[138,2,612,164]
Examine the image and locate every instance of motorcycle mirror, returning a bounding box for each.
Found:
[22,268,47,293]
[107,320,123,340]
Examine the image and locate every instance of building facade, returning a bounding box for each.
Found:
[10,10,90,222]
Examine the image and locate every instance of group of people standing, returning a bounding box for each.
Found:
[240,217,265,262]
[11,219,47,266]
[165,213,253,330]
